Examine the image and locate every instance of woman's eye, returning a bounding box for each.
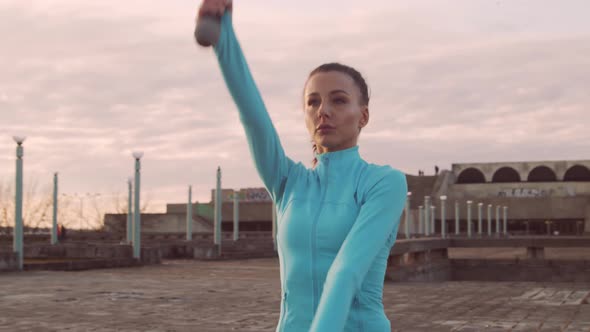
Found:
[333,98,347,104]
[307,99,320,106]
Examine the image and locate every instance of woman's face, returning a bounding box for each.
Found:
[304,71,369,154]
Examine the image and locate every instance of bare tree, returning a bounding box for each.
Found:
[22,178,53,231]
[86,189,153,231]
[0,180,14,234]
[0,178,52,233]
[0,177,154,233]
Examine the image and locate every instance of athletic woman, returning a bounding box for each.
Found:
[197,1,408,331]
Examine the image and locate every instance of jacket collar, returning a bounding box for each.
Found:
[315,145,361,167]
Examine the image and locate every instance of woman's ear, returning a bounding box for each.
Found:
[359,106,369,129]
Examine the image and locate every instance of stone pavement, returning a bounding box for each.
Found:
[0,258,589,332]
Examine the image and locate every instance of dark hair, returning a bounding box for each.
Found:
[307,63,370,167]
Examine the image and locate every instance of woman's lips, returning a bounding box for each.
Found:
[316,125,335,134]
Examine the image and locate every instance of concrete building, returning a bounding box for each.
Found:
[432,160,590,235]
[104,160,590,236]
[103,188,274,235]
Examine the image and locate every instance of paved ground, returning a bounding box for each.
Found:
[1,258,590,332]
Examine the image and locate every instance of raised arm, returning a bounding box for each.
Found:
[309,168,408,332]
[204,9,294,203]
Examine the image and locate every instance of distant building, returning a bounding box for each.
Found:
[104,160,590,236]
[103,187,274,235]
[436,160,590,234]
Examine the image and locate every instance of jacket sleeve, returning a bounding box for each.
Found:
[212,12,294,203]
[309,168,408,332]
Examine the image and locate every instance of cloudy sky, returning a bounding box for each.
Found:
[0,0,589,215]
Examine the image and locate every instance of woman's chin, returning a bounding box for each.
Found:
[316,141,340,153]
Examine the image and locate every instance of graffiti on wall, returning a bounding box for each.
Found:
[497,186,576,198]
[238,188,271,202]
[497,188,553,198]
[213,188,272,202]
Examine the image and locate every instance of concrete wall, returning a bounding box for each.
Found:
[409,197,589,221]
[0,251,17,271]
[104,213,212,234]
[406,175,437,209]
[169,201,274,223]
[451,182,590,198]
[387,249,451,282]
[386,238,590,282]
[24,243,133,259]
[141,214,212,233]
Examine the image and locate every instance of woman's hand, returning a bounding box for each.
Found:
[195,0,232,47]
[197,0,232,19]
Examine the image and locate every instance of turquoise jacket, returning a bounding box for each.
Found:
[212,13,408,332]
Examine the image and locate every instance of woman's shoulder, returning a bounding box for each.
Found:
[364,163,407,185]
[358,163,408,199]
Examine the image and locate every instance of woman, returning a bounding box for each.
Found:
[197,1,408,331]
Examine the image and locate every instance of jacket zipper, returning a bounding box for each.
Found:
[354,296,364,332]
[278,290,287,331]
[277,215,287,332]
[311,157,329,314]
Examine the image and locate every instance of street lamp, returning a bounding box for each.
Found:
[132,151,143,259]
[13,136,26,270]
[487,204,493,236]
[187,185,193,241]
[440,195,447,239]
[424,196,431,236]
[214,166,222,255]
[503,206,508,236]
[455,200,460,236]
[430,205,436,235]
[127,177,133,244]
[418,205,424,235]
[477,202,483,236]
[72,192,101,230]
[467,200,473,238]
[496,205,501,237]
[52,172,58,245]
[233,190,240,241]
[405,192,412,238]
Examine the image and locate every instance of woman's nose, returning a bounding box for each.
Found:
[317,102,331,118]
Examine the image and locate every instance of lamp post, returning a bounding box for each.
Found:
[51,172,58,245]
[132,151,143,260]
[440,196,447,239]
[187,185,193,241]
[233,190,239,241]
[72,192,100,230]
[430,205,436,236]
[503,206,508,236]
[13,136,26,270]
[496,205,501,237]
[418,206,424,235]
[424,196,431,236]
[214,167,222,255]
[455,201,460,236]
[467,200,473,238]
[127,177,133,244]
[487,204,492,236]
[477,202,483,236]
[405,192,412,239]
